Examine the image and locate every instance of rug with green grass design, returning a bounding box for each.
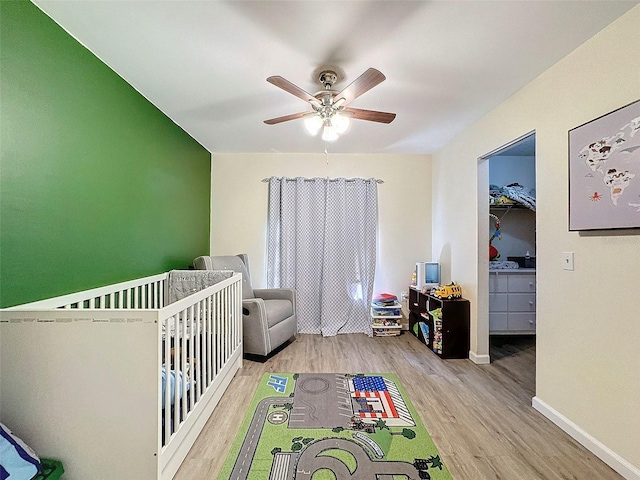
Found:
[217,373,452,480]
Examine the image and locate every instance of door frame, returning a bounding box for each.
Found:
[476,130,536,362]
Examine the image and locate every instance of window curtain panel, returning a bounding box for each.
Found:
[267,177,378,336]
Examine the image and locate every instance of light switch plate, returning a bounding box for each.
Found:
[563,252,574,271]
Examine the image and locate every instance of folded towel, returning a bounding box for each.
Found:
[167,269,234,304]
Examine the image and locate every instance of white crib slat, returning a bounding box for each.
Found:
[172,315,179,438]
[212,291,217,377]
[173,314,179,438]
[212,291,217,375]
[225,289,229,364]
[237,282,242,348]
[207,294,216,382]
[203,299,207,391]
[181,308,188,431]
[232,285,237,354]
[188,305,195,411]
[195,301,202,401]
[163,316,172,447]
[220,288,225,363]
[214,298,218,380]
[228,287,232,349]
[220,290,225,364]
[174,310,187,436]
[173,313,181,436]
[225,287,230,363]
[184,307,190,414]
[216,291,222,375]
[230,285,235,348]
[233,282,238,348]
[204,296,210,385]
[211,294,215,384]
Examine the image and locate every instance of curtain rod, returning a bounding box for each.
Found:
[261,177,384,184]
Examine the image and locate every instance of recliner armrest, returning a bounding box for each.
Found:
[240,298,271,355]
[253,288,296,303]
[242,297,266,318]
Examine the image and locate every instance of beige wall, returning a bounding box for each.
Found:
[432,5,640,474]
[210,153,431,301]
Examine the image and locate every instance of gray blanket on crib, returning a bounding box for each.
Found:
[167,270,234,304]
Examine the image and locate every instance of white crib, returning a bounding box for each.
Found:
[0,271,243,480]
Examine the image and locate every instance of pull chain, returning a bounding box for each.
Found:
[324,142,329,164]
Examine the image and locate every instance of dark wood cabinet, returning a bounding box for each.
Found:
[408,287,470,359]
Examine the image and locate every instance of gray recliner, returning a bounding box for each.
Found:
[193,254,296,356]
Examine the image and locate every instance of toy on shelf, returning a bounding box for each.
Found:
[489,213,501,260]
[431,282,462,300]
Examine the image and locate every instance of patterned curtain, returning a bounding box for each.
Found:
[267,177,378,336]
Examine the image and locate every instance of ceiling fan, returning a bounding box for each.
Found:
[263,67,396,142]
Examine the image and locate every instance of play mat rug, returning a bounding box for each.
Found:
[217,372,452,480]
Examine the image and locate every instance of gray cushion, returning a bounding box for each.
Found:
[263,299,294,328]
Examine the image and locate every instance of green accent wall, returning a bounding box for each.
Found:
[0,1,211,307]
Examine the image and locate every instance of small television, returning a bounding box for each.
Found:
[416,262,440,290]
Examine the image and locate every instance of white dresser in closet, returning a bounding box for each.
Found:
[489,269,536,334]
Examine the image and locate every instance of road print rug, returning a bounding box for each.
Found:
[217,373,452,480]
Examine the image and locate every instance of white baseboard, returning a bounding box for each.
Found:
[469,350,491,364]
[532,396,640,480]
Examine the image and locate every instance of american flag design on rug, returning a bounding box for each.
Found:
[350,375,415,427]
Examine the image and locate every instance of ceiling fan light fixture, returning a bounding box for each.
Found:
[264,67,395,142]
[304,114,323,135]
[321,123,339,142]
[332,112,350,134]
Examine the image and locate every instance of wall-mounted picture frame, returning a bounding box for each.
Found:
[569,99,640,231]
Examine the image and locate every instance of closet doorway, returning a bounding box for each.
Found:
[478,132,537,363]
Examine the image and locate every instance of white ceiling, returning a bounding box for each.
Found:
[33,0,637,155]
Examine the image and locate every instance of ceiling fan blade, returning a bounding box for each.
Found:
[344,107,396,124]
[332,68,386,107]
[267,76,320,107]
[264,111,309,125]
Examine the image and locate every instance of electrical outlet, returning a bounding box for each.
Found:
[563,252,574,271]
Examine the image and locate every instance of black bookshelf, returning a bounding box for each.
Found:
[408,287,470,359]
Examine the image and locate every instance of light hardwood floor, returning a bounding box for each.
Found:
[175,333,622,479]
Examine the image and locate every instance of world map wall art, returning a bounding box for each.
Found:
[569,99,640,231]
